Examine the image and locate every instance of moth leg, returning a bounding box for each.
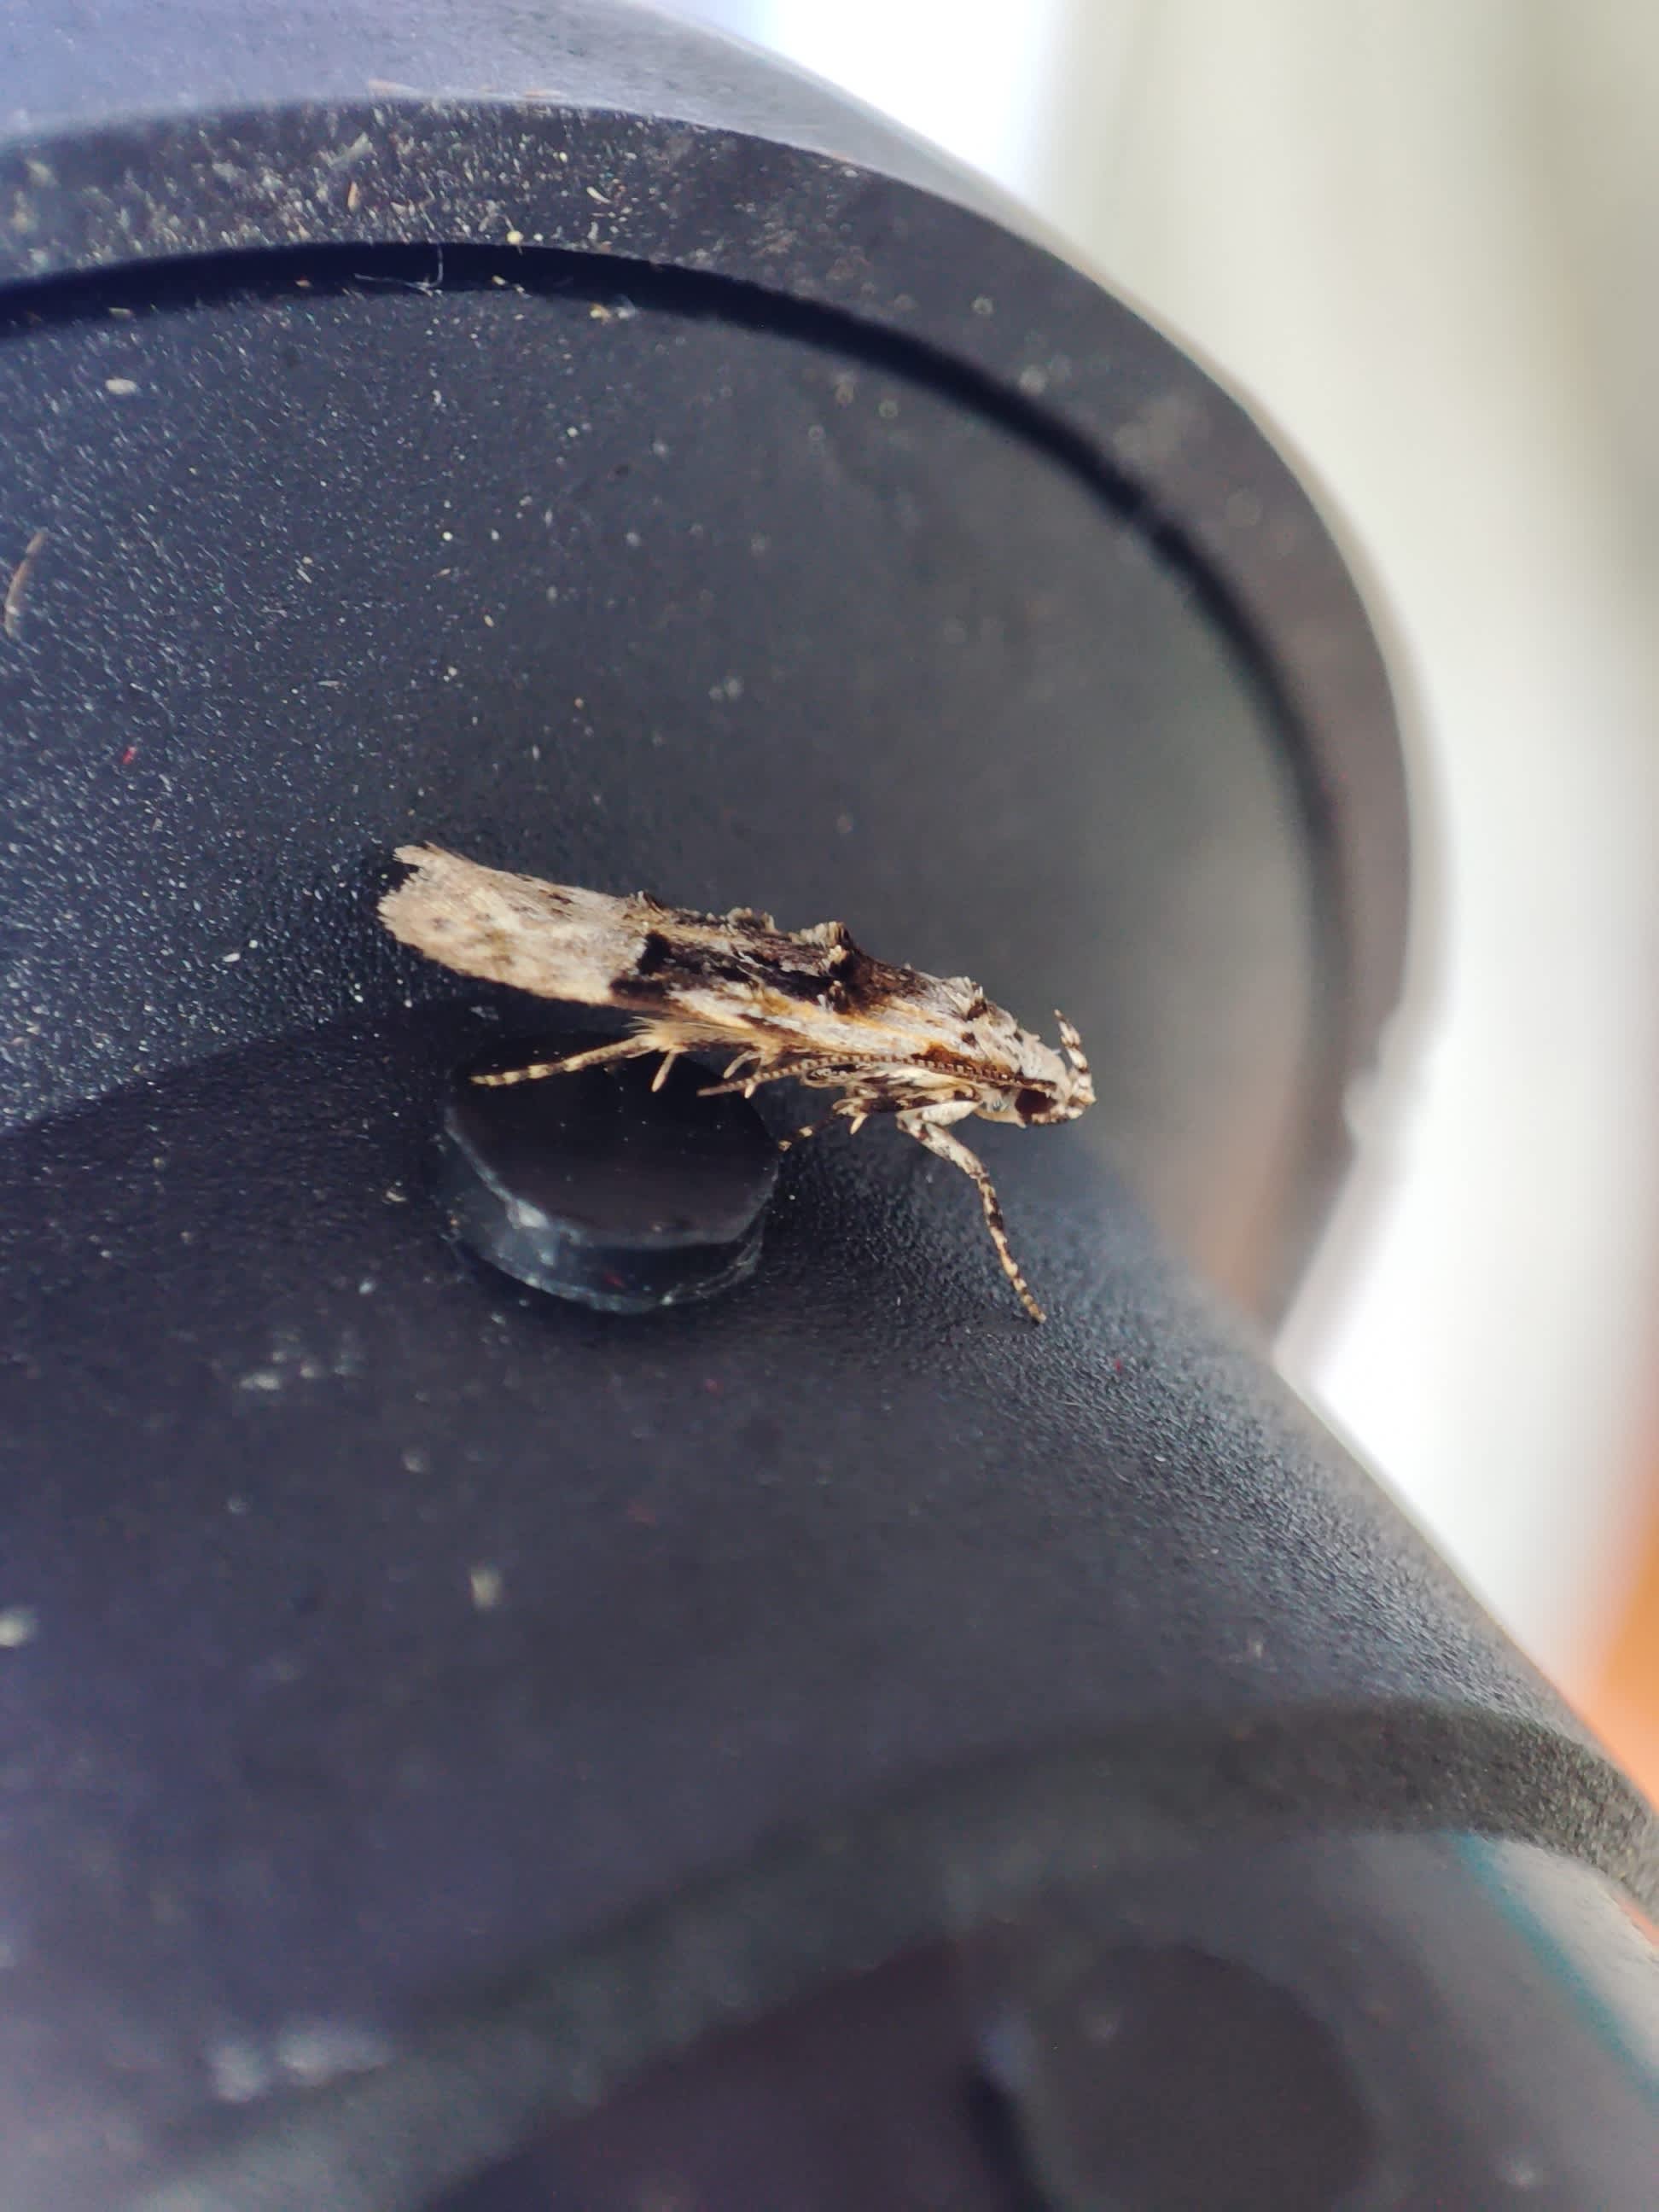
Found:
[777,1111,837,1152]
[473,1033,658,1088]
[781,1096,879,1149]
[650,1049,682,1093]
[833,1092,889,1138]
[899,1112,1045,1324]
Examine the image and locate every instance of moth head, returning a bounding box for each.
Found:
[1021,1010,1092,1122]
[988,1013,1094,1126]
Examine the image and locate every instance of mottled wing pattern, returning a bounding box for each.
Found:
[381,844,1019,1091]
[379,845,649,1005]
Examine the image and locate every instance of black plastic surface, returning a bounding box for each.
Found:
[3,1008,1655,2204]
[0,4,1651,2208]
[0,249,1324,1312]
[0,1,1413,1312]
[428,1836,1659,2212]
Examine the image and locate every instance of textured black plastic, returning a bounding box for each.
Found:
[0,3,1652,2208]
[430,1837,1659,2212]
[0,3,1414,1313]
[4,1007,1656,2206]
[0,248,1324,1309]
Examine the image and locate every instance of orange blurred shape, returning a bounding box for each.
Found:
[1584,1447,1659,1807]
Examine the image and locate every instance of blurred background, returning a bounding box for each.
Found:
[667,0,1659,1790]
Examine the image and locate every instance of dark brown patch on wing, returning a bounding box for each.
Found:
[605,899,979,1036]
[833,952,987,1026]
[830,946,934,1013]
[767,963,847,1005]
[614,917,859,1012]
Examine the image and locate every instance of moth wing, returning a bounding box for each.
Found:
[381,846,645,1004]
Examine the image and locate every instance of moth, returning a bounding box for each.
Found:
[381,846,1094,1320]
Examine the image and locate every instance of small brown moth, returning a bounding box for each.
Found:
[381,846,1094,1319]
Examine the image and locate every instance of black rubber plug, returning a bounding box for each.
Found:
[435,1035,780,1313]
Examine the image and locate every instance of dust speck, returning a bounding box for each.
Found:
[207,2038,270,2104]
[276,2017,393,2087]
